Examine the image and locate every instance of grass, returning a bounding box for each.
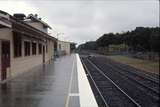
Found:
[107,55,159,75]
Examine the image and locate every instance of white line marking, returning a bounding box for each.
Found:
[65,55,75,107]
[69,93,79,96]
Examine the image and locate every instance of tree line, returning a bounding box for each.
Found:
[78,27,159,53]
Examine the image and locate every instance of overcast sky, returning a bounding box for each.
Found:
[0,0,159,45]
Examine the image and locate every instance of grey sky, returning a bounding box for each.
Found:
[0,0,159,45]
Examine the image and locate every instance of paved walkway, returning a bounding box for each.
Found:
[0,54,98,107]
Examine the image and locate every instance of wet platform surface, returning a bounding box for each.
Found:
[0,54,79,107]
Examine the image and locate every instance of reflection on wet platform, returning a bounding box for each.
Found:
[0,54,77,107]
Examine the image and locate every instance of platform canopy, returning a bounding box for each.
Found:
[0,10,11,28]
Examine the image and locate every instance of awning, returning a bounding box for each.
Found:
[0,14,11,28]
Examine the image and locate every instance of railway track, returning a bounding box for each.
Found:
[80,56,159,107]
[89,57,159,98]
[81,58,109,107]
[81,57,141,107]
[88,55,159,83]
[107,58,159,83]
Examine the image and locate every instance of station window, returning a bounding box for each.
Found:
[24,41,30,56]
[38,43,42,54]
[32,42,37,55]
[59,44,61,50]
[13,32,22,57]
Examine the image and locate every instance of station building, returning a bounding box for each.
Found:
[0,10,56,82]
[56,40,76,55]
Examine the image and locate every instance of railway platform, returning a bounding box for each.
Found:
[0,54,98,107]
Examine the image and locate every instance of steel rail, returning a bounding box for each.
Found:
[87,58,142,107]
[104,62,159,96]
[107,59,159,84]
[80,58,109,107]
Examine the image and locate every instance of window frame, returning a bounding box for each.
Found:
[38,43,42,54]
[32,42,37,55]
[24,41,31,56]
[13,32,22,58]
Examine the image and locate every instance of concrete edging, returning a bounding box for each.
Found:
[76,54,98,107]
